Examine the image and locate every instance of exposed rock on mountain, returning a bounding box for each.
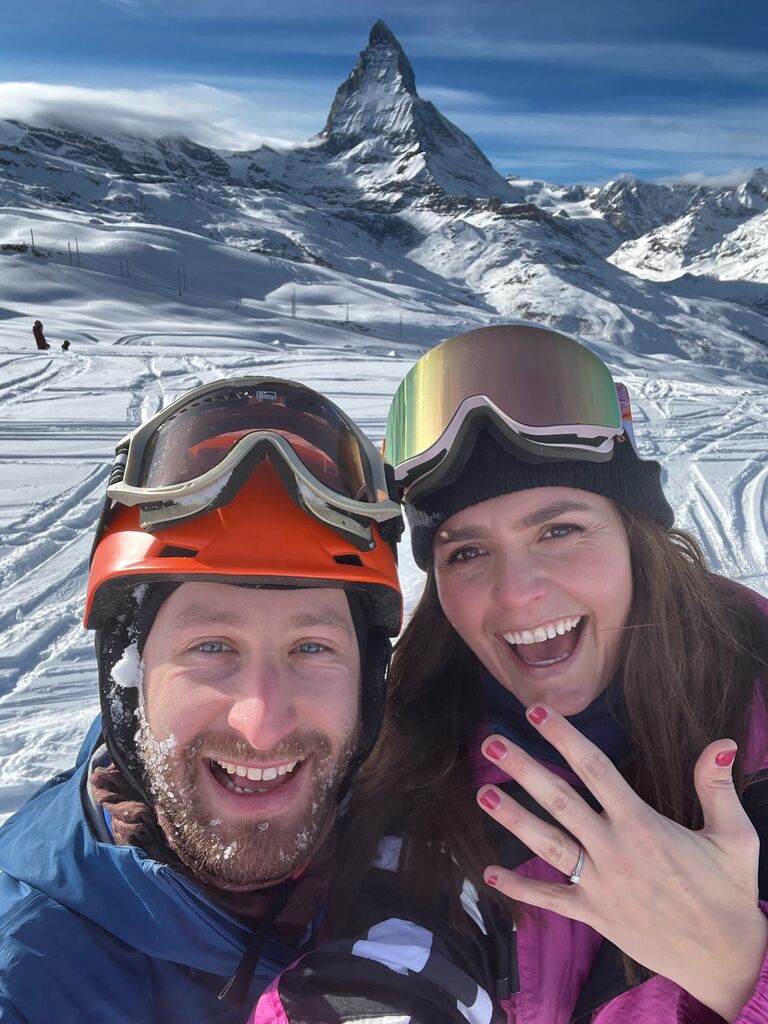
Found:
[319,20,514,200]
[591,176,700,240]
[609,170,768,284]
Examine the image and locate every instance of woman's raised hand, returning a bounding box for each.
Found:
[478,706,768,1022]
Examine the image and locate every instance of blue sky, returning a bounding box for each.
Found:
[1,0,766,184]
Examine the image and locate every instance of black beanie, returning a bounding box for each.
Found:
[406,429,675,571]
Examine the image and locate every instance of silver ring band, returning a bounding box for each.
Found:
[569,845,585,885]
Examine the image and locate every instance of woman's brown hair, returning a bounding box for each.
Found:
[327,507,768,938]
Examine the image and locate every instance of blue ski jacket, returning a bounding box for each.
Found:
[0,717,302,1023]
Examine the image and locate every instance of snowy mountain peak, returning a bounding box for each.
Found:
[322,21,419,141]
[368,20,417,92]
[320,21,513,199]
[738,168,768,206]
[591,175,699,239]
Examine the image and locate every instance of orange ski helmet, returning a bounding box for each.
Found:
[86,458,401,635]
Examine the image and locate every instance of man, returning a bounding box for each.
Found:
[0,377,402,1023]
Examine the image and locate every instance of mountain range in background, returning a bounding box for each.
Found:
[1,21,767,376]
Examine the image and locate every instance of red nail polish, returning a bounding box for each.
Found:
[479,788,501,811]
[486,873,498,887]
[528,705,548,725]
[715,749,736,767]
[485,739,507,760]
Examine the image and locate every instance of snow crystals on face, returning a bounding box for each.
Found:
[134,701,179,799]
[111,642,143,690]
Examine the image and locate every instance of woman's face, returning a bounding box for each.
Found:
[433,487,633,715]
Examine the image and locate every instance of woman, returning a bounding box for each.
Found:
[251,323,768,1024]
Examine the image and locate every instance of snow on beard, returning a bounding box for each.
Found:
[134,705,359,888]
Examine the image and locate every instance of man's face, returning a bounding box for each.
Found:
[137,581,361,886]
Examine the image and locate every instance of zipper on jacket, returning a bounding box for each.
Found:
[496,922,519,1002]
[160,868,255,950]
[159,867,297,973]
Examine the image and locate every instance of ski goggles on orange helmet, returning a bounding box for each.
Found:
[106,377,402,551]
[385,323,627,501]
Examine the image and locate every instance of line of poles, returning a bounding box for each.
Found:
[22,233,407,341]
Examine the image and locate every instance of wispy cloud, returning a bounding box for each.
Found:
[412,33,768,83]
[163,20,768,87]
[425,93,768,162]
[94,0,146,14]
[656,168,756,187]
[0,81,325,147]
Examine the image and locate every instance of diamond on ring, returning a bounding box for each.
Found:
[569,845,585,885]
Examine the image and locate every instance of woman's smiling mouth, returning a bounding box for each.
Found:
[502,616,586,667]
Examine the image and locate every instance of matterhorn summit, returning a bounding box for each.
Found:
[319,20,514,200]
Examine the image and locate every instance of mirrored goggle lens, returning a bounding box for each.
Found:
[138,382,374,502]
[385,324,622,469]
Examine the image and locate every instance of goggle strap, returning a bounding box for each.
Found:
[89,494,116,566]
[109,445,129,488]
[91,445,131,564]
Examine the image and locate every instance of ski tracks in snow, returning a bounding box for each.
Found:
[625,376,767,588]
[0,351,93,407]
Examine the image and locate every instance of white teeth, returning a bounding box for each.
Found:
[213,758,301,784]
[503,616,583,647]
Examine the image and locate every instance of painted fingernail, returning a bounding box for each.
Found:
[479,788,501,811]
[485,873,498,888]
[485,739,507,760]
[528,705,548,725]
[715,749,737,767]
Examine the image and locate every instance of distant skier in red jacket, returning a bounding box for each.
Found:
[32,320,50,351]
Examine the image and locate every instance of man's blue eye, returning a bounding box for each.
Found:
[298,642,325,654]
[198,641,228,654]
